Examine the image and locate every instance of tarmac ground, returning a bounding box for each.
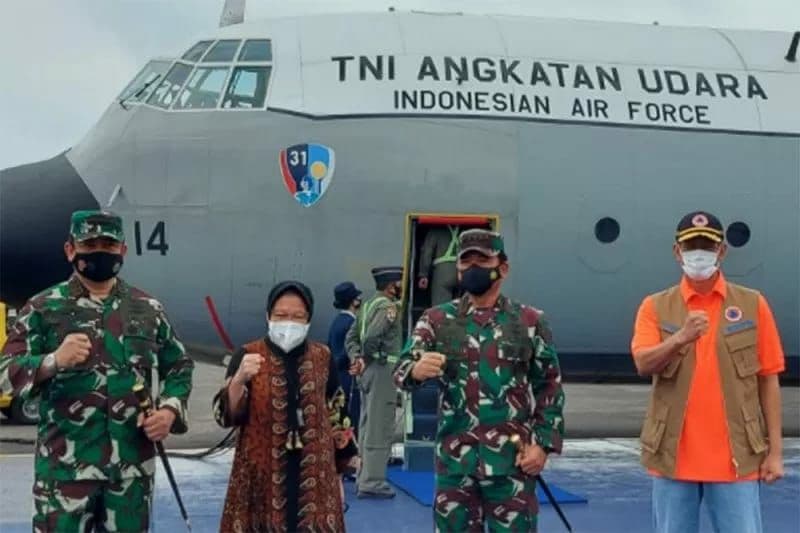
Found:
[1,361,798,532]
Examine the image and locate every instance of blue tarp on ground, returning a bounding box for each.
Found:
[386,466,588,507]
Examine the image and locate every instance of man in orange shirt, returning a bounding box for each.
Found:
[631,210,785,533]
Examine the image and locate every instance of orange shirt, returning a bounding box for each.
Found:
[631,273,785,482]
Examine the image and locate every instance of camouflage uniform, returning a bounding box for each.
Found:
[0,210,194,533]
[394,230,565,533]
[345,266,403,498]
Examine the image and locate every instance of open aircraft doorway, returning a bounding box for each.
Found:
[402,213,500,337]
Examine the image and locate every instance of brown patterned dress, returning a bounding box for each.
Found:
[213,338,357,532]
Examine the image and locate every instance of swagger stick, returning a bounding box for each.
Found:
[133,382,192,531]
[510,434,573,532]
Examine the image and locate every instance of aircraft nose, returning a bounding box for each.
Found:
[0,152,99,307]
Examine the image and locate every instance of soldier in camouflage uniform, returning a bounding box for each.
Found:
[345,266,404,499]
[394,229,565,533]
[0,210,194,532]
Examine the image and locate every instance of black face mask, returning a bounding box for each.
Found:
[459,265,500,296]
[73,252,123,282]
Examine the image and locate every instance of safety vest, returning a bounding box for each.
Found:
[641,282,768,478]
[432,226,460,266]
[357,294,399,364]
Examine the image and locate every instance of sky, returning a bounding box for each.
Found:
[0,0,797,170]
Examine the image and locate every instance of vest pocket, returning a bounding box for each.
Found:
[741,404,769,454]
[730,347,760,378]
[725,330,760,378]
[640,403,669,454]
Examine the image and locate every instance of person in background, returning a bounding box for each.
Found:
[346,266,404,499]
[328,280,363,480]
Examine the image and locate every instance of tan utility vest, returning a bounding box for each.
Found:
[640,281,769,478]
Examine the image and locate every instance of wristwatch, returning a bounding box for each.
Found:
[42,352,58,375]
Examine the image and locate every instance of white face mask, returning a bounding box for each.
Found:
[681,249,719,280]
[268,321,310,352]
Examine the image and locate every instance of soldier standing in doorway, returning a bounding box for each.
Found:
[346,266,404,499]
[418,225,460,305]
[0,210,194,532]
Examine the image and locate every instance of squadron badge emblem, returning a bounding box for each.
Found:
[279,143,336,207]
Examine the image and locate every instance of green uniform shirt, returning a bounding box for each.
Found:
[0,275,194,482]
[393,294,565,477]
[345,293,402,363]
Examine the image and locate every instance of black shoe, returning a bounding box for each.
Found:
[357,490,396,499]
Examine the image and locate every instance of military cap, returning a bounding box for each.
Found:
[675,210,724,243]
[70,210,125,243]
[458,228,505,259]
[334,281,361,308]
[371,266,403,285]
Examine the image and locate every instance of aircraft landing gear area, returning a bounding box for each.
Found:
[0,395,39,425]
[0,302,39,425]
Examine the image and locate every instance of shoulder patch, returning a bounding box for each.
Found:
[386,306,397,322]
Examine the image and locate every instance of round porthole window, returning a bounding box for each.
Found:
[726,222,751,247]
[594,217,620,243]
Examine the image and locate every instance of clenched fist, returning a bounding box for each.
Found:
[233,353,265,385]
[675,310,709,345]
[54,333,92,369]
[411,352,446,381]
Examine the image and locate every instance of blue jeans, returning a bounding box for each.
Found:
[652,477,762,533]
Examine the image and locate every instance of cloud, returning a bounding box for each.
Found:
[0,0,219,169]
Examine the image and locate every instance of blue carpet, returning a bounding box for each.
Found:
[387,467,588,507]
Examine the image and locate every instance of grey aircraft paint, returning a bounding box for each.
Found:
[0,10,797,380]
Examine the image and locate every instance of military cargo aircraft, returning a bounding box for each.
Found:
[1,2,798,408]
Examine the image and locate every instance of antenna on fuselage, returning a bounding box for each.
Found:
[219,0,245,27]
[786,31,799,62]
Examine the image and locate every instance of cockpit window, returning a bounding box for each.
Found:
[147,62,193,109]
[221,66,271,109]
[143,37,273,112]
[173,67,230,110]
[118,60,171,103]
[238,39,272,62]
[181,40,214,62]
[202,40,241,62]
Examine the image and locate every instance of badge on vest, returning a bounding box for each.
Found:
[725,320,755,335]
[725,305,743,322]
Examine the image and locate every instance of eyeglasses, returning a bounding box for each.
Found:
[271,312,309,321]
